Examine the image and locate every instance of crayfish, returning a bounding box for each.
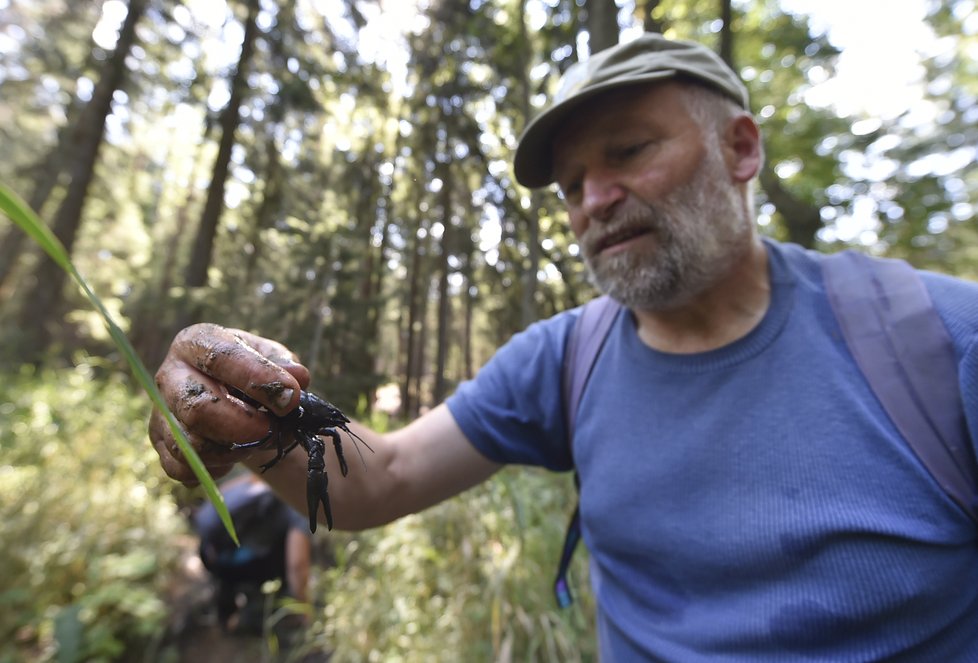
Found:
[231,390,372,532]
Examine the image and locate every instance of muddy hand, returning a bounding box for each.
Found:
[149,323,309,484]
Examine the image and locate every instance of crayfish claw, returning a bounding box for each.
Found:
[306,471,333,532]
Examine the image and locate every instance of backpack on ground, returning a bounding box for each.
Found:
[554,249,978,608]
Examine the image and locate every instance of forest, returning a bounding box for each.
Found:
[0,0,975,660]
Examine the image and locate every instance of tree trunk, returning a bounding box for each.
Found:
[463,271,474,381]
[717,4,823,248]
[16,0,148,361]
[433,168,453,404]
[401,212,425,419]
[719,0,734,66]
[305,252,335,380]
[518,2,541,326]
[640,0,665,33]
[586,0,620,53]
[0,43,103,297]
[0,147,68,295]
[759,166,823,248]
[412,284,431,416]
[129,119,213,368]
[180,0,261,322]
[238,130,284,329]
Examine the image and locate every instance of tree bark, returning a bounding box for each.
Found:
[433,167,453,404]
[586,0,620,53]
[180,0,261,321]
[518,1,540,326]
[401,212,425,419]
[129,119,213,368]
[759,166,823,248]
[640,0,665,33]
[0,39,103,296]
[719,0,734,66]
[17,0,148,361]
[716,3,823,248]
[0,144,69,295]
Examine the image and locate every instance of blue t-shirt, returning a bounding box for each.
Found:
[447,240,978,661]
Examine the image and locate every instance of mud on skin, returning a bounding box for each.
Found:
[251,380,290,403]
[179,379,221,413]
[180,324,266,374]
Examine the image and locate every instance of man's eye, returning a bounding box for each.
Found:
[617,141,649,160]
[559,181,581,201]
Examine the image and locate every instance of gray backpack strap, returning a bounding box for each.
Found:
[562,295,623,439]
[822,250,978,524]
[555,295,622,607]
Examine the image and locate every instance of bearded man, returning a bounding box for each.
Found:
[150,34,978,660]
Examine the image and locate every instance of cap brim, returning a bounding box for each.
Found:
[513,71,674,188]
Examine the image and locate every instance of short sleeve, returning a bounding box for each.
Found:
[446,311,579,471]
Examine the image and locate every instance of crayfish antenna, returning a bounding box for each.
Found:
[340,424,374,470]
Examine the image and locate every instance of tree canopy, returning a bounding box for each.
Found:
[1,0,975,409]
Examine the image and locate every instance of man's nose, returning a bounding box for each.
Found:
[581,172,626,223]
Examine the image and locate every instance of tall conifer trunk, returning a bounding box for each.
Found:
[17,0,147,361]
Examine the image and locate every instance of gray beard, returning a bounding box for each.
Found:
[580,153,751,312]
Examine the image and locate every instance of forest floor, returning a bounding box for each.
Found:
[159,534,331,663]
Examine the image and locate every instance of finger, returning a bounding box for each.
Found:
[231,328,311,389]
[148,408,238,485]
[156,358,275,444]
[171,323,302,414]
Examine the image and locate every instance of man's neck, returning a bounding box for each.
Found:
[631,238,771,354]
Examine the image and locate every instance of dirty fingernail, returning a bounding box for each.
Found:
[274,387,295,410]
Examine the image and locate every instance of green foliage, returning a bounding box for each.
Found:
[0,181,236,543]
[0,364,185,662]
[306,469,596,662]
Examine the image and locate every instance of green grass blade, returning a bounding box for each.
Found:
[0,182,238,545]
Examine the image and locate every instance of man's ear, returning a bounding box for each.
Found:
[724,114,762,183]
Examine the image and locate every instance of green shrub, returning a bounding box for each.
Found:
[304,468,597,662]
[0,361,185,662]
[0,362,598,662]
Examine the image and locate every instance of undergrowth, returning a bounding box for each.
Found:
[0,363,596,662]
[0,361,185,663]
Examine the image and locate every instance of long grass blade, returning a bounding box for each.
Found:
[0,182,238,544]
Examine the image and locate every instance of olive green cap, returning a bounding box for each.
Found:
[513,33,750,188]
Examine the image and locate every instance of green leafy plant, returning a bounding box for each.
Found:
[0,364,188,661]
[0,181,236,543]
[311,467,596,662]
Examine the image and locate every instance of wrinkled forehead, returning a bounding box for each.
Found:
[549,81,694,169]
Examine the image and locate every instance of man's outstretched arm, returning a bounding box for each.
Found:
[149,323,501,530]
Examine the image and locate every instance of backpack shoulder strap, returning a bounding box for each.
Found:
[822,250,978,524]
[562,295,623,439]
[555,295,622,607]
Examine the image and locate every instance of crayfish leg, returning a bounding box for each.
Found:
[259,438,299,472]
[230,429,274,451]
[323,429,349,477]
[231,424,302,473]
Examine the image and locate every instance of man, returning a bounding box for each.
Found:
[193,472,312,634]
[150,34,978,660]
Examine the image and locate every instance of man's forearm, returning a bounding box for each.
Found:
[244,404,500,531]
